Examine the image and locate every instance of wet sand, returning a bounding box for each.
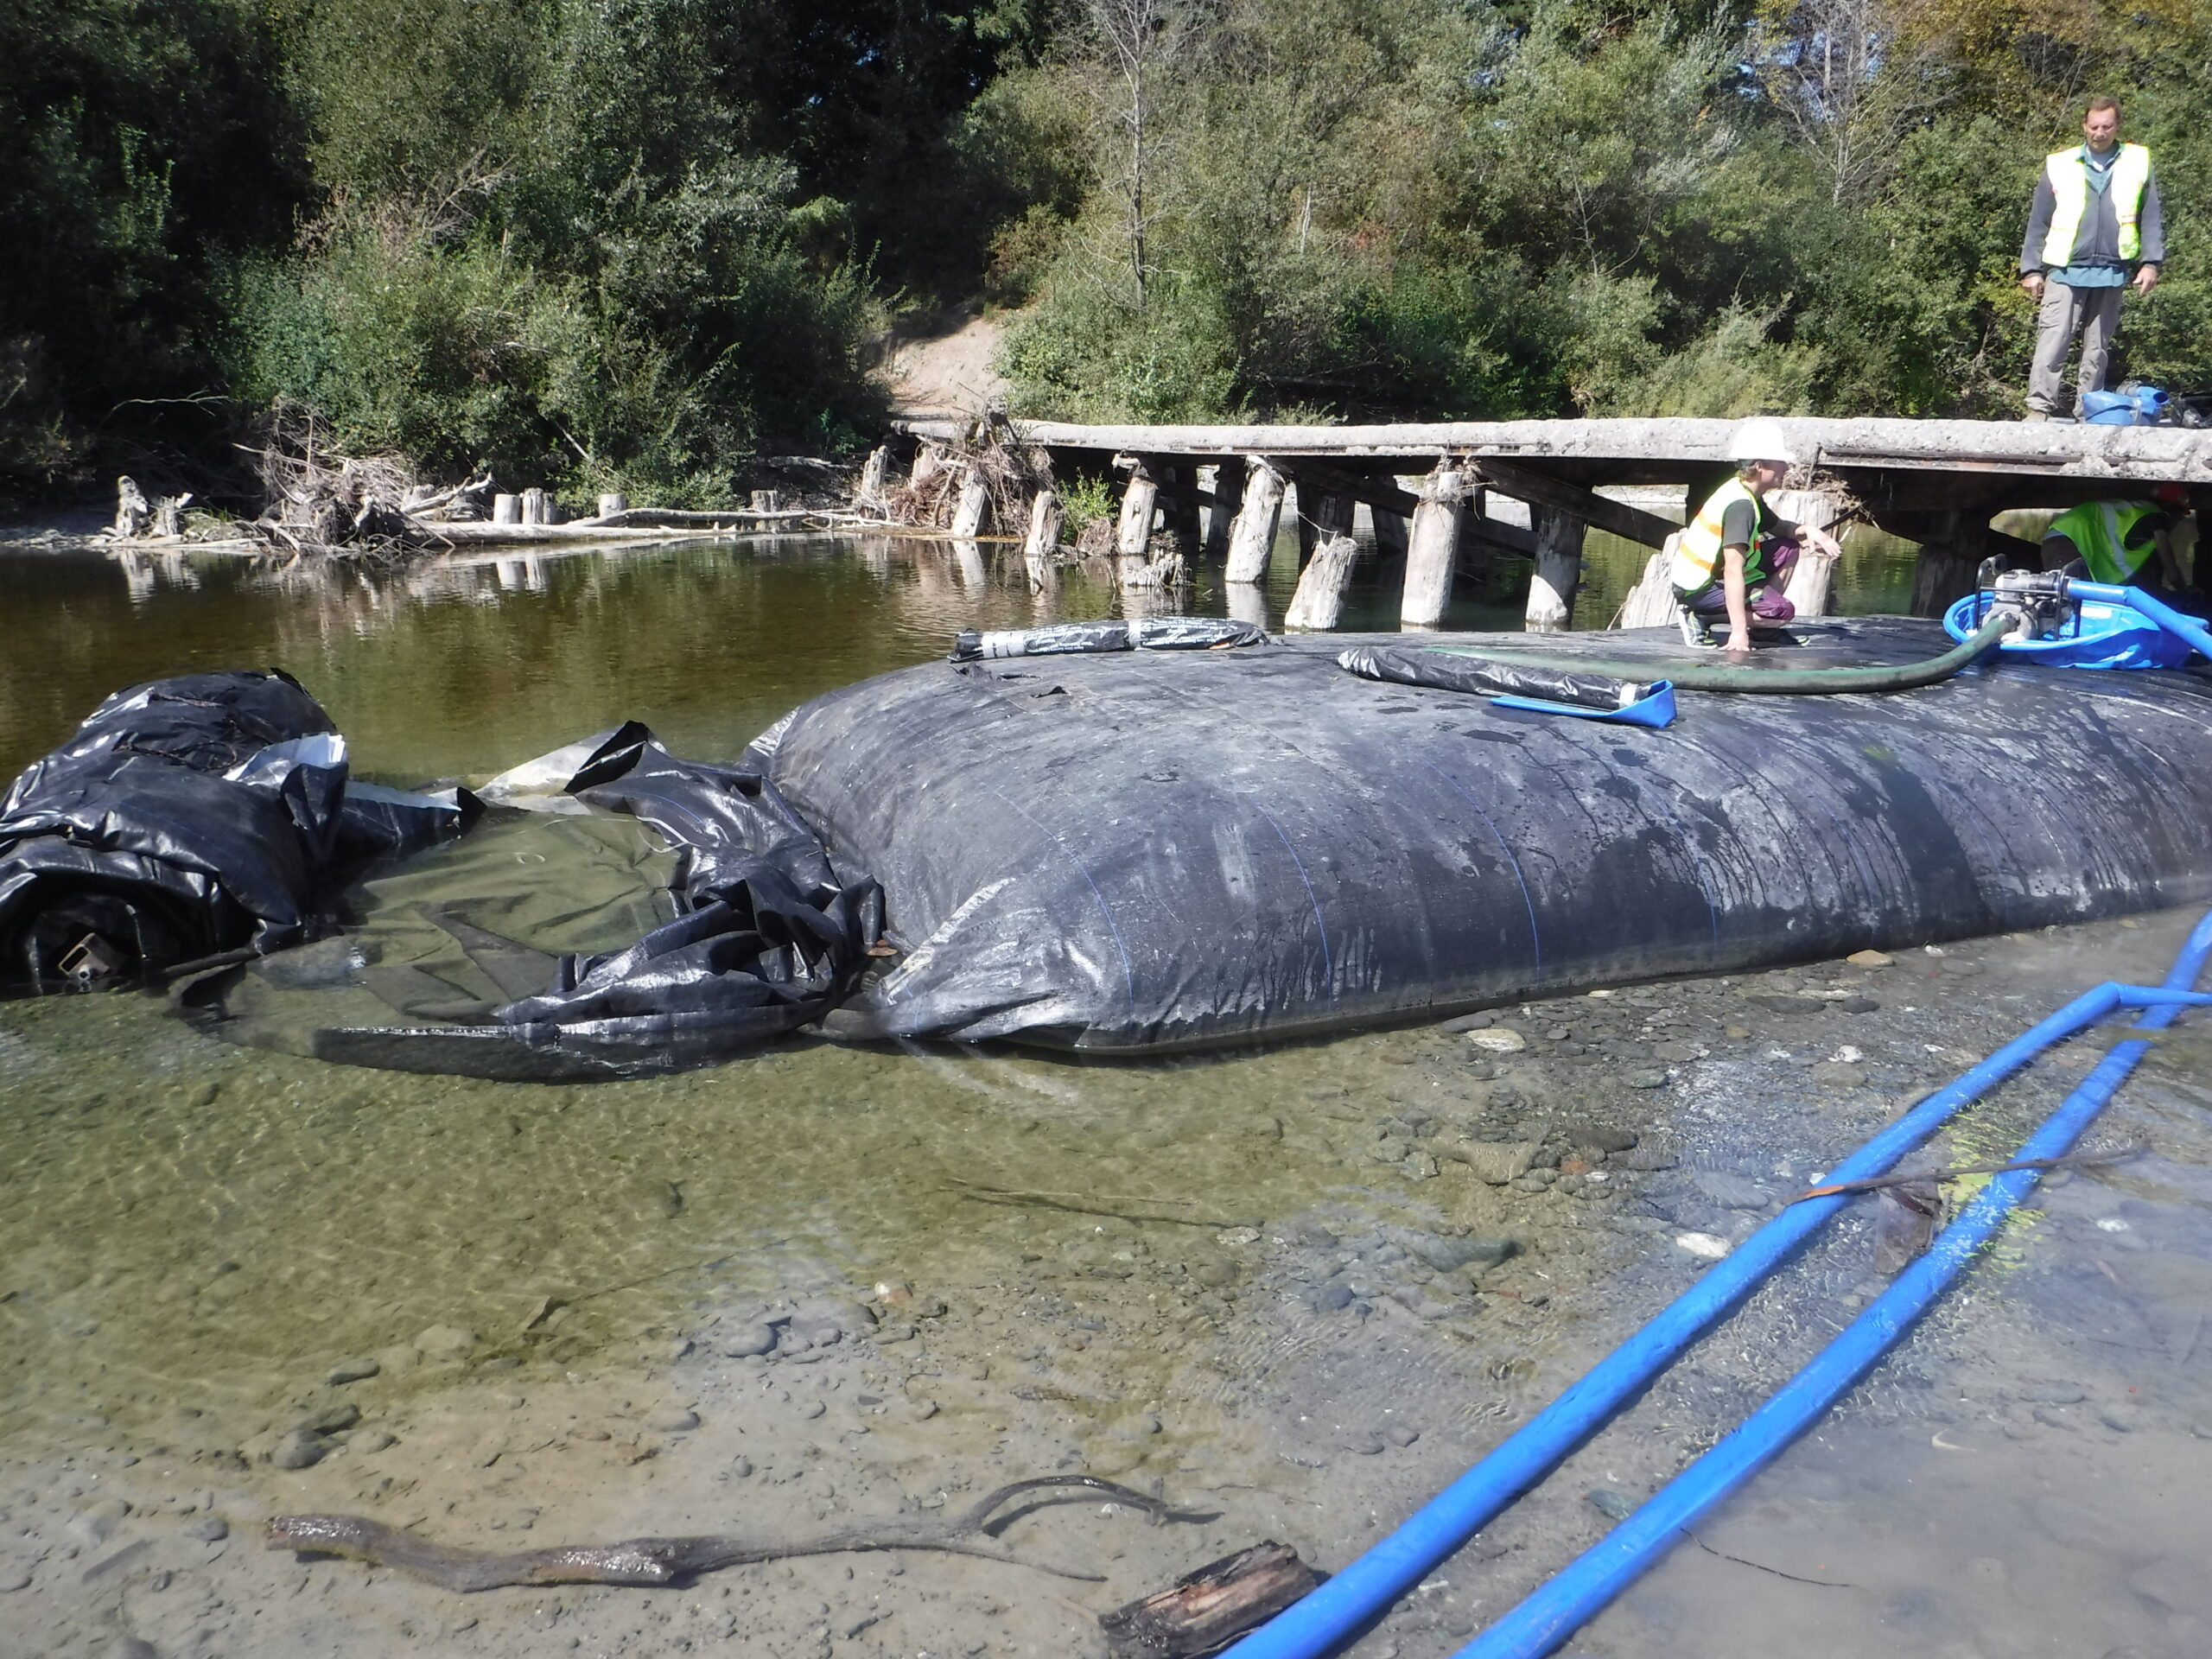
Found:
[4,906,2209,1658]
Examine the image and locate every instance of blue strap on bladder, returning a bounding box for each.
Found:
[1491,680,1676,728]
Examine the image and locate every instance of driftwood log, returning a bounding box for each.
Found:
[1100,1541,1319,1658]
[269,1477,1211,1593]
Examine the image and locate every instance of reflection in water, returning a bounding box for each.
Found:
[3,521,1919,783]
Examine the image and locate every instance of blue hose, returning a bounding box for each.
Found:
[1221,972,2172,1659]
[2071,579,2212,663]
[1456,904,2212,1659]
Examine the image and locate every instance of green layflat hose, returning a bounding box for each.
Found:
[1439,612,2013,696]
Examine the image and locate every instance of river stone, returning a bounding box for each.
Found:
[106,1640,159,1659]
[1451,1140,1540,1185]
[1651,1041,1700,1063]
[1692,1170,1774,1210]
[1560,1121,1637,1154]
[67,1499,129,1547]
[0,1564,29,1592]
[1468,1028,1526,1053]
[187,1517,228,1543]
[1847,950,1892,966]
[645,1408,701,1433]
[270,1429,327,1470]
[296,1402,360,1435]
[720,1323,777,1358]
[414,1325,478,1358]
[1383,1424,1421,1447]
[1836,996,1881,1014]
[788,1300,874,1345]
[372,1344,422,1376]
[1586,1488,1637,1522]
[2019,1382,2088,1405]
[326,1357,379,1386]
[1316,1283,1355,1312]
[1440,1012,1496,1033]
[1109,1412,1161,1442]
[1627,1070,1669,1089]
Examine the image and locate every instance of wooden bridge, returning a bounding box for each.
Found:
[894,415,2212,629]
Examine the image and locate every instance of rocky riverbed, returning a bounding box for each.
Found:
[4,906,2210,1658]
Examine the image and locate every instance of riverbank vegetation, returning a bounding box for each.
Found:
[5,0,2205,506]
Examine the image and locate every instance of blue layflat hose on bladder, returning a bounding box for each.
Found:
[1223,909,2212,1659]
[1455,905,2212,1657]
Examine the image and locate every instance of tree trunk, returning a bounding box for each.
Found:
[855,446,891,511]
[1225,459,1286,583]
[1284,534,1357,630]
[112,476,150,538]
[1525,505,1584,632]
[1116,462,1160,587]
[950,470,990,538]
[1024,491,1063,591]
[1400,464,1468,630]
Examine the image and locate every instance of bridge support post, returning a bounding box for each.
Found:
[1285,535,1358,630]
[1115,460,1160,587]
[1024,491,1063,591]
[1225,458,1286,583]
[1401,464,1468,630]
[1205,461,1243,562]
[1526,505,1584,631]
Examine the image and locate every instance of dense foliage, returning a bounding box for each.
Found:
[3,0,2206,505]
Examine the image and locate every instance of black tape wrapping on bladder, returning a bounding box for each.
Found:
[950,616,1268,663]
[1338,645,1650,709]
[0,671,469,987]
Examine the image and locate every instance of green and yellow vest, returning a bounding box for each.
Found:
[2042,143,2152,266]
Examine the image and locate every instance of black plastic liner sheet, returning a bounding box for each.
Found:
[221,723,887,1082]
[0,671,467,988]
[765,620,2212,1052]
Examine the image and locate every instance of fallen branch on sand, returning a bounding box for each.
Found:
[269,1477,1214,1592]
[946,1176,1255,1230]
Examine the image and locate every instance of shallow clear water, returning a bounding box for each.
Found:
[12,521,2201,1659]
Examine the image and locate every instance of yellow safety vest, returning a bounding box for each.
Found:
[1669,478,1765,593]
[2042,143,2152,267]
[2046,499,2160,584]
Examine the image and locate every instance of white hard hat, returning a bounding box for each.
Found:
[1727,417,1797,464]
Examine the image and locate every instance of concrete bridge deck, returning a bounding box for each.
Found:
[892,415,2211,624]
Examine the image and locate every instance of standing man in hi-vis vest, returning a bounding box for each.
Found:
[2018,97,2164,422]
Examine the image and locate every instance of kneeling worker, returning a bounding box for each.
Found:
[2040,485,2193,594]
[1671,419,1845,652]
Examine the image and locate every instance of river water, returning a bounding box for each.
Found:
[3,525,2207,1659]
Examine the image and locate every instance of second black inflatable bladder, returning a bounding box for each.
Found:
[758,620,2212,1052]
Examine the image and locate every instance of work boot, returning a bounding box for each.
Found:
[2021,410,2050,423]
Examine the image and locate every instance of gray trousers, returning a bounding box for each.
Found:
[2027,280,2124,414]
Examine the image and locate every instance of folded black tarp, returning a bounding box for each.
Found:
[0,671,469,988]
[201,723,886,1082]
[760,621,2212,1052]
